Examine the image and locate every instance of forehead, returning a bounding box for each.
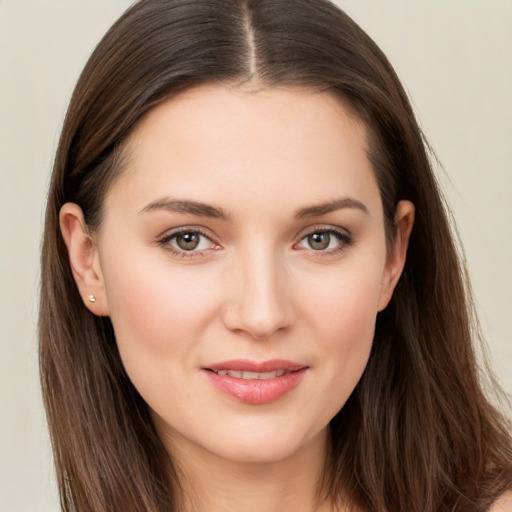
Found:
[108,85,380,219]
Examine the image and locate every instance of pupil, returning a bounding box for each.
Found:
[309,232,330,250]
[177,232,200,250]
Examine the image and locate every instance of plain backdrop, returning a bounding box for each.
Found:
[0,1,510,510]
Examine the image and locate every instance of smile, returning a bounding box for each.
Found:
[204,360,308,405]
[211,369,289,379]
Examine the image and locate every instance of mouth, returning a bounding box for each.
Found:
[208,369,291,379]
[203,359,308,405]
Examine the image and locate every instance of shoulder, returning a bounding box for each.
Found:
[490,492,512,512]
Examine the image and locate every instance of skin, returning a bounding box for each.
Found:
[60,85,415,512]
[491,493,512,512]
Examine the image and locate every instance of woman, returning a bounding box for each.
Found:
[39,0,512,511]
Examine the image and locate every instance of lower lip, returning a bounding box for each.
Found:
[204,369,307,405]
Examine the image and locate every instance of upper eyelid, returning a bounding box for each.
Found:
[157,225,217,242]
[297,224,352,239]
[157,223,349,236]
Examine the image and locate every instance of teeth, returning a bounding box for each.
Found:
[242,371,259,380]
[213,369,287,380]
[259,370,286,379]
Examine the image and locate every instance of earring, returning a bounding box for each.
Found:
[87,294,96,303]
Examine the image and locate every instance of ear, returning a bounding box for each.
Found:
[377,200,415,312]
[59,203,109,316]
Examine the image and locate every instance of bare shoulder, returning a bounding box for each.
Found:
[490,492,512,512]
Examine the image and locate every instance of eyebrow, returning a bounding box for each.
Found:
[140,198,231,221]
[294,197,369,219]
[140,196,368,221]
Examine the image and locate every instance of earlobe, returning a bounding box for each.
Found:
[377,200,415,312]
[59,203,109,316]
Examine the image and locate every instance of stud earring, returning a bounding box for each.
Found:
[87,294,96,303]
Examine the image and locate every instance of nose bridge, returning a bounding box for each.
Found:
[223,241,292,339]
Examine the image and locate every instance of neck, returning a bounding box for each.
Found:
[162,427,334,512]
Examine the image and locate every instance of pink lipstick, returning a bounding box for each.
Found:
[203,359,307,405]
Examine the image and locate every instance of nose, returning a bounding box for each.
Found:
[222,245,294,340]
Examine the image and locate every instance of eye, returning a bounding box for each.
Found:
[158,228,220,256]
[296,228,353,253]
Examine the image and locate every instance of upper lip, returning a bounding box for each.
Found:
[205,359,307,373]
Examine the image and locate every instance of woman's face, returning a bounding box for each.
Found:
[88,86,411,464]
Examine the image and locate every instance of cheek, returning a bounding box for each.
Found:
[100,250,219,364]
[303,258,384,337]
[299,260,383,404]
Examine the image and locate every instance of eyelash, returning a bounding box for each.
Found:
[156,226,354,259]
[157,227,219,258]
[294,227,354,257]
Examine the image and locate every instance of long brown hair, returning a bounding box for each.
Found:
[39,1,512,510]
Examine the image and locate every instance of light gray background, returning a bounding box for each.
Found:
[1,1,510,511]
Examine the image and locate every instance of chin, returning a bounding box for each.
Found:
[216,436,303,464]
[200,419,329,466]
